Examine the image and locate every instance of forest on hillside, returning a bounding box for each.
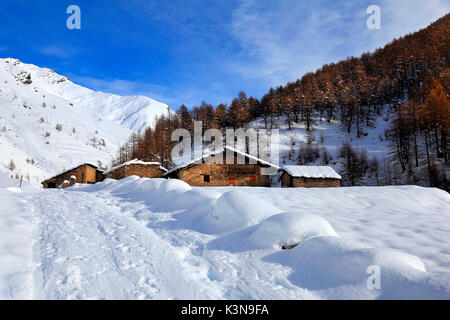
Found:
[113,14,449,190]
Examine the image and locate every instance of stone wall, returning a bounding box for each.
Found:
[176,163,271,187]
[281,173,292,188]
[281,173,341,188]
[42,165,98,188]
[84,166,97,184]
[105,164,165,180]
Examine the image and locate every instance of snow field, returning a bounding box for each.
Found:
[0,174,38,299]
[76,176,450,299]
[1,173,449,299]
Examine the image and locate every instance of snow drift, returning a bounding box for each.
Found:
[248,212,339,249]
[203,190,283,234]
[263,236,440,299]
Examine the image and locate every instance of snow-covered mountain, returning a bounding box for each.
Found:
[0,58,171,183]
[34,72,171,132]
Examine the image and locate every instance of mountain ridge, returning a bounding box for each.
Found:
[0,57,171,182]
[0,57,171,131]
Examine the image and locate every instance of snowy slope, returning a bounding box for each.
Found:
[0,58,170,183]
[1,174,449,299]
[69,92,170,132]
[1,58,171,132]
[250,114,393,185]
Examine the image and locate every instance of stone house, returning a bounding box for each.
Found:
[42,163,104,188]
[165,146,279,187]
[104,159,167,180]
[280,165,341,188]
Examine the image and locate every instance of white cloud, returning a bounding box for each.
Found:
[229,0,449,88]
[377,0,450,41]
[40,45,71,58]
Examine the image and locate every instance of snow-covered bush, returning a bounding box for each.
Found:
[248,212,338,249]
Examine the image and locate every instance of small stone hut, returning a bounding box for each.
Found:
[165,146,279,187]
[280,165,341,188]
[104,159,167,180]
[42,163,104,188]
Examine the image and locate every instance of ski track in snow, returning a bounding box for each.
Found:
[29,189,313,299]
[31,191,220,299]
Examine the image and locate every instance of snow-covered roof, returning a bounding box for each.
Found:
[282,165,342,179]
[165,145,280,175]
[105,159,166,174]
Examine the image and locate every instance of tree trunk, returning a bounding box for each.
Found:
[413,132,419,167]
[356,116,361,138]
[396,134,406,172]
[434,126,441,158]
[424,131,432,186]
[441,131,448,163]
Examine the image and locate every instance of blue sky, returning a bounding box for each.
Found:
[0,0,448,109]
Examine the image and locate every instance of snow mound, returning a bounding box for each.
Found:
[136,178,167,193]
[169,188,221,211]
[248,212,339,249]
[374,249,427,274]
[204,190,282,234]
[141,179,193,208]
[160,179,192,194]
[109,176,142,191]
[264,236,435,298]
[5,187,22,193]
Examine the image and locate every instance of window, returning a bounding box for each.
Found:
[204,175,210,183]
